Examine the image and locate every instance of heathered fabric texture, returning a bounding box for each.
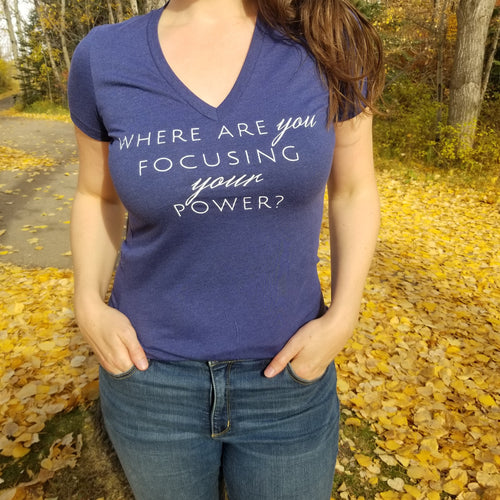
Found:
[68,8,341,361]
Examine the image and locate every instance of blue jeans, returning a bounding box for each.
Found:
[99,359,340,500]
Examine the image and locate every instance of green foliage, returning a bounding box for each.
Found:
[374,78,500,176]
[370,0,500,176]
[490,58,500,93]
[0,58,14,93]
[16,10,57,106]
[480,91,500,129]
[351,0,384,21]
[374,78,441,163]
[435,122,500,174]
[16,0,109,106]
[17,99,69,116]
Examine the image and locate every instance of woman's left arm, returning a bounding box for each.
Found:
[264,112,380,379]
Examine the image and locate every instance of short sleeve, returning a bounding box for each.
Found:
[67,31,111,141]
[337,77,368,122]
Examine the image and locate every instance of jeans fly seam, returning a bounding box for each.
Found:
[225,362,232,434]
[209,362,231,438]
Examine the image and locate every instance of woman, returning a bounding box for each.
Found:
[68,0,384,498]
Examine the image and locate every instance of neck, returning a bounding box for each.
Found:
[164,0,257,24]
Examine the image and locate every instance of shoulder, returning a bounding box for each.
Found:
[257,19,301,51]
[257,19,312,68]
[256,20,322,92]
[75,9,159,53]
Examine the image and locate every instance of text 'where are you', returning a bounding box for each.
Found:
[117,115,317,151]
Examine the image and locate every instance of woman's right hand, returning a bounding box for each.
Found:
[76,299,149,376]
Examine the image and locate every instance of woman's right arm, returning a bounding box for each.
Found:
[71,127,149,374]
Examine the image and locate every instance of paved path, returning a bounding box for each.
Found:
[0,106,78,268]
[0,94,15,111]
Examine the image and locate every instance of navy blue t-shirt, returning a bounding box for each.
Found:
[68,8,341,361]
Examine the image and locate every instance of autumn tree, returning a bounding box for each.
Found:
[1,0,20,60]
[16,0,110,104]
[448,0,497,151]
[33,0,61,87]
[14,0,167,105]
[59,0,71,71]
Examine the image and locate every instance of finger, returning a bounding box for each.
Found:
[86,328,136,374]
[94,342,133,374]
[264,337,303,378]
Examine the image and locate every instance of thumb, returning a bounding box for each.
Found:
[130,343,149,371]
[120,325,149,371]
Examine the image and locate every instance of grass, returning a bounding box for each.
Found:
[1,99,71,122]
[16,100,70,117]
[333,408,415,499]
[0,408,86,489]
[42,402,133,500]
[0,402,133,499]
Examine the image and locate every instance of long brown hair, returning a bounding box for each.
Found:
[257,0,385,123]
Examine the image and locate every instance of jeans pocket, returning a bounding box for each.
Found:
[285,362,329,386]
[106,364,138,380]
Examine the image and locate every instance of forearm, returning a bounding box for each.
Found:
[264,113,379,379]
[328,184,380,322]
[71,190,126,311]
[68,128,147,373]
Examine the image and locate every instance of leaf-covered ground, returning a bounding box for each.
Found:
[0,107,72,124]
[1,158,499,498]
[0,265,99,456]
[324,170,500,498]
[0,126,77,268]
[0,146,55,172]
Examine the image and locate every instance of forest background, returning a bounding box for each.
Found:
[0,0,499,499]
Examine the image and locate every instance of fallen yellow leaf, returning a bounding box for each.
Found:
[478,393,496,407]
[11,444,30,458]
[354,453,373,468]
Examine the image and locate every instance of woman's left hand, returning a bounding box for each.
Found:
[263,311,355,380]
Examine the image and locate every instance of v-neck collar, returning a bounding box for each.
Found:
[147,7,264,121]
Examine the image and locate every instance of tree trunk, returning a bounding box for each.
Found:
[59,0,71,71]
[1,0,19,60]
[435,0,451,126]
[145,0,164,12]
[116,0,124,22]
[448,0,496,151]
[107,0,115,24]
[33,0,61,87]
[481,10,500,102]
[12,0,23,42]
[129,0,139,16]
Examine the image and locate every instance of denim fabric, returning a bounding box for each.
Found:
[99,359,340,500]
